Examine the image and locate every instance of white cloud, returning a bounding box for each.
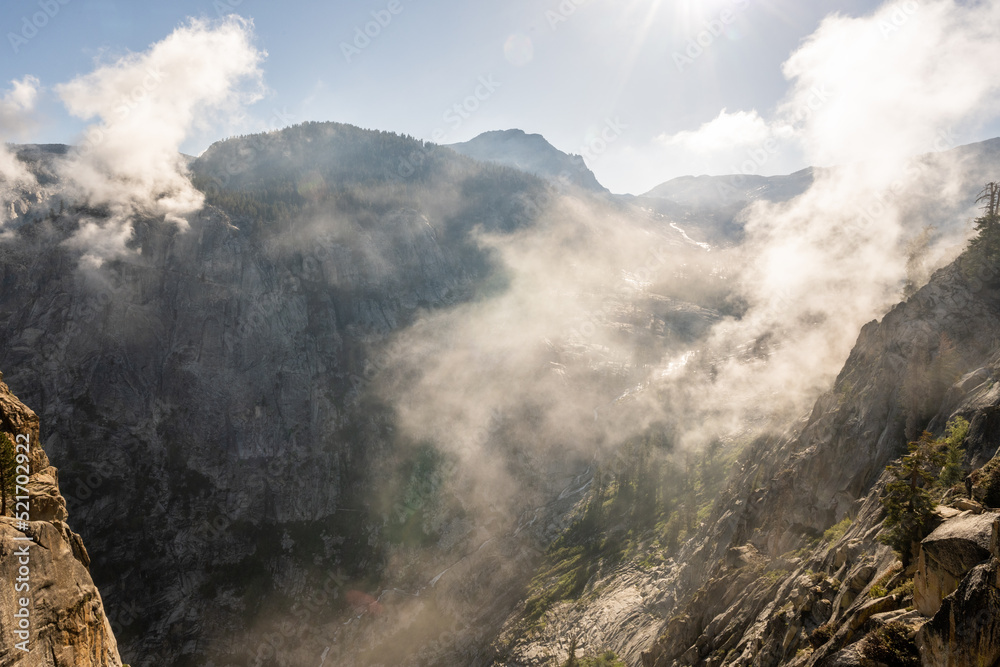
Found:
[658,108,772,153]
[779,0,1000,168]
[685,0,1000,425]
[54,16,265,265]
[0,75,40,138]
[0,76,41,226]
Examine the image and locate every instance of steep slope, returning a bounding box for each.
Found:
[0,373,122,667]
[639,252,1000,667]
[448,129,608,194]
[490,225,1000,665]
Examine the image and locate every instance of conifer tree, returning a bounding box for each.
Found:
[0,432,17,517]
[880,431,944,565]
[938,417,969,488]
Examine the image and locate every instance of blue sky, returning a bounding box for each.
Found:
[3,0,999,193]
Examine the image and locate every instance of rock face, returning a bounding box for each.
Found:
[914,511,996,616]
[495,243,1000,666]
[0,373,121,667]
[919,558,1000,667]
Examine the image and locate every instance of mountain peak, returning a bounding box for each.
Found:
[448,129,609,193]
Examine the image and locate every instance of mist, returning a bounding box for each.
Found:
[369,0,1000,545]
[0,76,40,225]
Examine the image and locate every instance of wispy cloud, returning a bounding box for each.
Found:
[0,76,41,225]
[55,16,266,266]
[658,108,776,153]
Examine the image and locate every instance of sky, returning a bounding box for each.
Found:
[3,0,1000,194]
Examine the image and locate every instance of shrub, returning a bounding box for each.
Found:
[0,432,16,517]
[809,623,836,648]
[983,461,1000,508]
[578,651,627,667]
[860,622,920,667]
[823,517,852,544]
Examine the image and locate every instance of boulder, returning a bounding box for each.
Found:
[953,498,984,514]
[918,559,1000,667]
[914,511,995,616]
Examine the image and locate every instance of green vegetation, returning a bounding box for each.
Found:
[561,641,627,667]
[822,517,852,544]
[578,651,627,667]
[968,182,1000,265]
[967,446,1000,507]
[191,121,547,235]
[938,417,970,488]
[381,444,450,546]
[522,428,747,629]
[809,622,836,648]
[860,621,920,667]
[889,577,915,599]
[879,417,969,565]
[868,565,902,598]
[0,432,16,517]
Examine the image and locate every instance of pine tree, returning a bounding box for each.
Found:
[939,417,969,488]
[969,182,1000,263]
[879,431,944,565]
[563,637,579,667]
[0,432,16,517]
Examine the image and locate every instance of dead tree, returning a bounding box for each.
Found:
[976,182,1000,219]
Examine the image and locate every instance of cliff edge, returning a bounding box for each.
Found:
[0,372,122,667]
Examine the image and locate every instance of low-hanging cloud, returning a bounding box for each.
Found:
[0,76,40,226]
[56,16,265,266]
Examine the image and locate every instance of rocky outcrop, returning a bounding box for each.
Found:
[0,373,121,667]
[625,243,1000,665]
[919,558,1000,667]
[914,511,996,616]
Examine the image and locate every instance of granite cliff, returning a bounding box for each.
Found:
[0,373,122,667]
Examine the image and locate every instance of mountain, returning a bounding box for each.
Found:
[5,121,1000,667]
[0,122,720,666]
[631,137,1000,247]
[448,129,609,194]
[642,169,816,209]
